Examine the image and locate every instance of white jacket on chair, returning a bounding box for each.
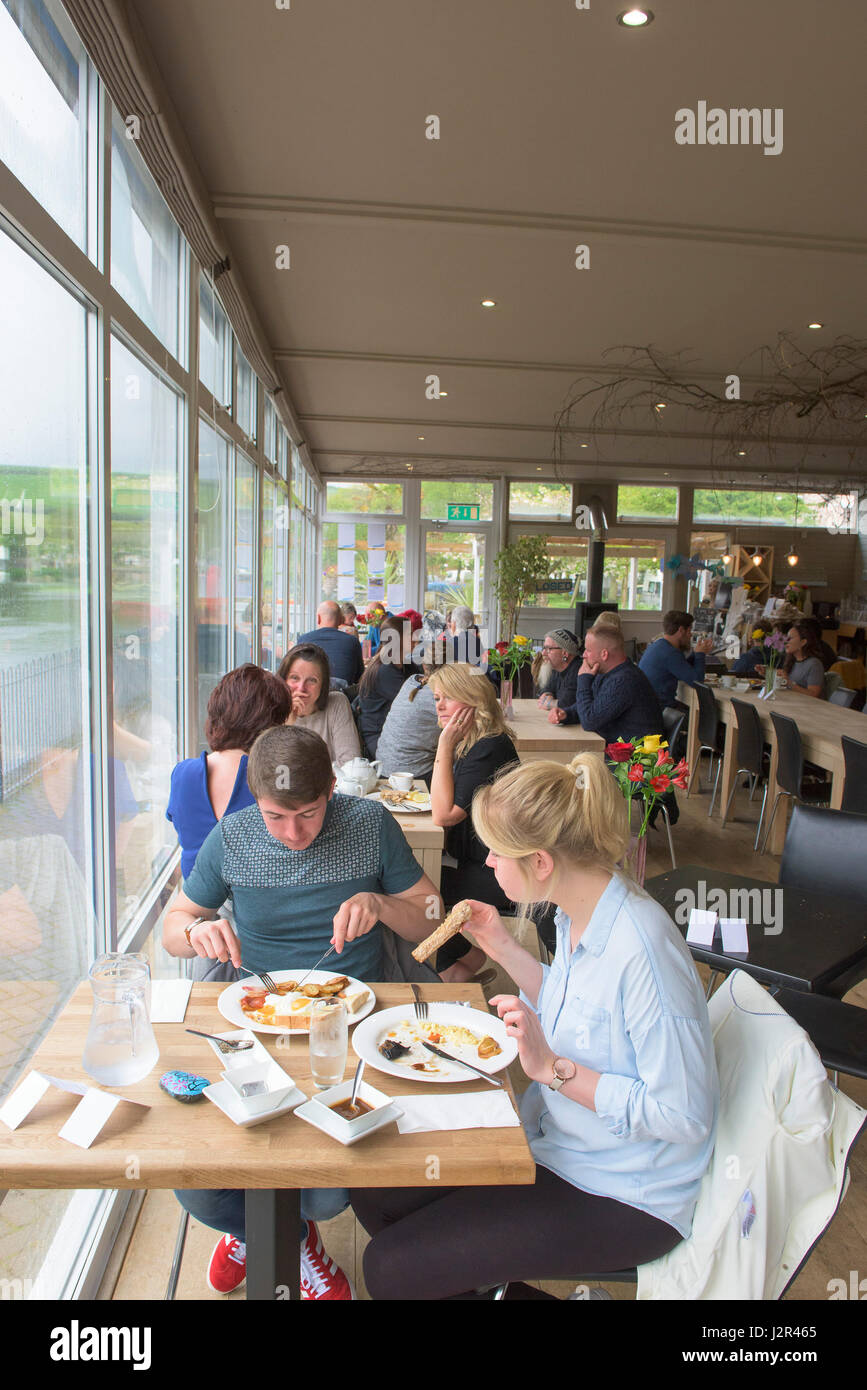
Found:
[637,970,865,1300]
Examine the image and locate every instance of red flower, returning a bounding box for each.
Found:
[656,748,670,767]
[495,641,510,654]
[672,757,689,777]
[672,773,688,790]
[649,774,671,794]
[627,764,646,784]
[607,741,635,763]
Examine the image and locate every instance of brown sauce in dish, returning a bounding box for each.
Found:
[328,1097,374,1120]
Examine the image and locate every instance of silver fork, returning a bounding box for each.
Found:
[410,982,428,1021]
[239,966,279,994]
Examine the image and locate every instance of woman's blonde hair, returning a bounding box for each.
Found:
[472,754,630,902]
[427,663,514,758]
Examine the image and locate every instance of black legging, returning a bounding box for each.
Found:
[350,1164,681,1300]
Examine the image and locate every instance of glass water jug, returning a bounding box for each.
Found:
[82,953,159,1087]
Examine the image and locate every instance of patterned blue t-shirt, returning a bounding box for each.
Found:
[182,794,424,979]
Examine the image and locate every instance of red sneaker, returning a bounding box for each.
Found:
[300,1221,354,1300]
[206,1235,247,1294]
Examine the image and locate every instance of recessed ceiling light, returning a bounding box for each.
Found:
[655,402,666,409]
[536,466,542,471]
[417,435,425,440]
[580,442,589,448]
[439,390,448,396]
[481,299,496,308]
[617,7,654,26]
[737,450,747,456]
[808,321,823,329]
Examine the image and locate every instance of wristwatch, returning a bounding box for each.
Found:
[548,1057,577,1092]
[183,916,206,947]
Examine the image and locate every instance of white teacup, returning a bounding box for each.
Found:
[388,772,414,792]
[719,675,735,689]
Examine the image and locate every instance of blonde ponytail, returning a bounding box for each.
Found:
[471,753,630,898]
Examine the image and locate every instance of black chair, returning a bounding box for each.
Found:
[686,684,723,816]
[760,712,829,854]
[778,803,867,999]
[841,736,867,815]
[772,989,867,1084]
[662,706,686,765]
[721,699,770,850]
[830,688,857,708]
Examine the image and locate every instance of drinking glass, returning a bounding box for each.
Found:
[308,999,348,1089]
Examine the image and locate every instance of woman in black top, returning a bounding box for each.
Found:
[356,616,414,757]
[428,663,519,980]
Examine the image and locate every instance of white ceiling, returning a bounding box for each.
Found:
[129,0,867,489]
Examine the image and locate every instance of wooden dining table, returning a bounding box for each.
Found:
[0,981,534,1300]
[680,680,867,853]
[508,699,606,764]
[373,779,444,889]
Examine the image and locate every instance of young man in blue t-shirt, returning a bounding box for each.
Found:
[164,724,441,1299]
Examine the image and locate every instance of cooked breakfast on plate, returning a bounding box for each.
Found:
[411,899,473,963]
[377,1019,502,1074]
[240,975,370,1028]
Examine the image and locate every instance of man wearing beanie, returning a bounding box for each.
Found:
[537,629,582,721]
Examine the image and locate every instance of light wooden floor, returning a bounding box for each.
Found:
[107,781,867,1302]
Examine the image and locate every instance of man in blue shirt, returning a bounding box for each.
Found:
[552,617,664,744]
[639,610,713,710]
[296,600,364,685]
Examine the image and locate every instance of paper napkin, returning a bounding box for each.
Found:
[394,1090,519,1134]
[150,978,193,1023]
[686,909,718,947]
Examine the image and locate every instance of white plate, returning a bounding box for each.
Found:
[204,1078,307,1128]
[366,791,431,814]
[217,970,376,1035]
[294,1095,403,1146]
[352,1003,516,1084]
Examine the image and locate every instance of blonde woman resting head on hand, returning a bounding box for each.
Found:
[426,663,518,980]
[349,752,719,1300]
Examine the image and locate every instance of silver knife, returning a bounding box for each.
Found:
[295,945,337,988]
[421,1041,503,1088]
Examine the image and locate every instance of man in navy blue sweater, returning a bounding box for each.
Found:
[552,617,665,744]
[639,610,713,710]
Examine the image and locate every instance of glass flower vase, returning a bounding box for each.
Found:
[500,678,514,718]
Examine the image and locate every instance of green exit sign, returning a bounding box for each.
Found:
[447,503,480,522]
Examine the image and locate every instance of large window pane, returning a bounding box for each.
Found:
[603,537,664,611]
[196,420,230,741]
[509,482,572,520]
[274,481,288,662]
[617,486,678,522]
[261,475,274,667]
[326,481,403,514]
[424,530,485,619]
[235,346,257,443]
[264,396,277,464]
[198,277,231,407]
[421,481,493,522]
[322,520,405,612]
[110,337,180,933]
[0,0,91,249]
[234,454,255,666]
[694,487,857,528]
[0,226,93,1288]
[111,105,184,359]
[519,534,589,607]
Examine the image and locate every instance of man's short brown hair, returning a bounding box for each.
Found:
[662,610,694,637]
[247,726,335,807]
[205,665,292,751]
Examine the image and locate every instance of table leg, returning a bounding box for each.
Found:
[685,694,700,798]
[245,1189,301,1300]
[830,768,844,810]
[717,719,737,822]
[421,847,442,890]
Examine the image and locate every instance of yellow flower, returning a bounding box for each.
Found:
[513,635,529,645]
[751,628,766,641]
[641,735,668,754]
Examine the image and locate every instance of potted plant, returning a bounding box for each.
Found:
[485,635,533,716]
[492,536,551,642]
[606,735,689,885]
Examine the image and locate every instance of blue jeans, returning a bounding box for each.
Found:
[174,1187,350,1245]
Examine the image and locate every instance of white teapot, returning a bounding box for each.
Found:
[333,756,381,796]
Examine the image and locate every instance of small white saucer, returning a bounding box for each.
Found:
[294,1096,403,1146]
[204,1078,307,1128]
